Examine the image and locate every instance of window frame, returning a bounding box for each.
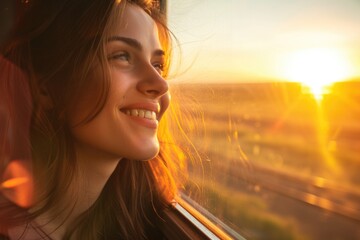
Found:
[160,195,245,240]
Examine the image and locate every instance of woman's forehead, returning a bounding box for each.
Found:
[110,3,161,49]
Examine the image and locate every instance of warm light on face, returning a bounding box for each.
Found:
[282,48,353,99]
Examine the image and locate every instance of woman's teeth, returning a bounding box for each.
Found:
[125,109,157,120]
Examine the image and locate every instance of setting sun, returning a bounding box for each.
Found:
[282,48,353,99]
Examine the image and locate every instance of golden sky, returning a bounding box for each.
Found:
[168,0,360,85]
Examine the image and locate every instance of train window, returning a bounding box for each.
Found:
[167,1,360,239]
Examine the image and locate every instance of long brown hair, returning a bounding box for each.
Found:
[0,0,185,239]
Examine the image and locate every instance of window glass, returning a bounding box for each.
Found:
[167,1,360,239]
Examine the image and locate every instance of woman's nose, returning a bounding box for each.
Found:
[136,66,169,98]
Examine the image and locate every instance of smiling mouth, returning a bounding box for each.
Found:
[121,109,157,120]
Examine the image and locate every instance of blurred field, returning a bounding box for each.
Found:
[170,81,360,240]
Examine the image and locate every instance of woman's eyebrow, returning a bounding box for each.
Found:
[108,36,142,51]
[108,35,164,56]
[154,49,165,57]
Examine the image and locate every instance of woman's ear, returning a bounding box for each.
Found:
[38,85,54,110]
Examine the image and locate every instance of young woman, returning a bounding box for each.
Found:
[0,0,185,239]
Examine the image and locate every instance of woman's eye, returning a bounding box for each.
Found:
[108,52,130,62]
[153,63,164,74]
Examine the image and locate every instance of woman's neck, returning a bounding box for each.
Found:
[32,142,122,239]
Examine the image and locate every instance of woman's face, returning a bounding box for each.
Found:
[69,3,170,161]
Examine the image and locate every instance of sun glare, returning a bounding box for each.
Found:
[283,48,353,99]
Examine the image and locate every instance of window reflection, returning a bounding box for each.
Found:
[168,1,360,239]
[172,82,360,239]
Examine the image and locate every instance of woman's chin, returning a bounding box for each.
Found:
[129,142,160,161]
[133,149,159,161]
